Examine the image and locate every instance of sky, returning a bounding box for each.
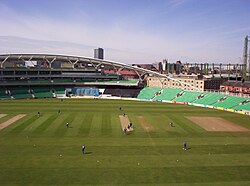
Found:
[0,0,249,64]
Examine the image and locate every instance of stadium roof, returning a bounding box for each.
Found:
[0,53,199,90]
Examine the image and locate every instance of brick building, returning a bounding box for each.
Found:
[220,81,250,96]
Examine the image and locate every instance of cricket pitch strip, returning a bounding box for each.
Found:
[185,116,249,132]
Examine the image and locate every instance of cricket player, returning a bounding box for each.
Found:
[183,140,187,150]
[123,128,127,135]
[82,145,85,155]
[66,122,69,128]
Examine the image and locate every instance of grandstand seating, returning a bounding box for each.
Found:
[1,83,250,112]
[0,86,55,99]
[104,88,141,98]
[34,92,53,98]
[137,87,161,99]
[33,87,53,98]
[0,86,52,99]
[193,92,225,105]
[54,89,66,95]
[175,91,202,103]
[0,89,11,99]
[137,87,250,111]
[233,102,250,111]
[154,88,182,101]
[213,96,248,109]
[7,86,32,99]
[53,86,66,92]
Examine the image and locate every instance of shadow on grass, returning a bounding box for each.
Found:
[84,152,92,155]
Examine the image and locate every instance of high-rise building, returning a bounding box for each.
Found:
[94,48,104,59]
[162,59,168,71]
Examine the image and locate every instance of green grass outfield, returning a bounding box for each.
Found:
[0,98,250,185]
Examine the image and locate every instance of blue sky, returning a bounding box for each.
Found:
[0,0,249,64]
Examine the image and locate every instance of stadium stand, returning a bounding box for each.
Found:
[103,88,141,98]
[213,96,248,109]
[0,88,11,99]
[154,88,182,101]
[33,87,53,98]
[193,92,225,105]
[53,86,66,95]
[175,91,202,103]
[232,101,250,111]
[10,86,33,99]
[137,87,161,99]
[137,87,250,111]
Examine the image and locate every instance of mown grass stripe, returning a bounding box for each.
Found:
[44,113,70,136]
[110,113,121,137]
[168,114,198,134]
[0,114,15,123]
[88,112,102,137]
[8,115,38,134]
[78,113,93,136]
[1,166,250,184]
[159,114,185,134]
[33,114,58,134]
[65,114,84,137]
[22,114,55,134]
[54,113,76,136]
[101,112,112,135]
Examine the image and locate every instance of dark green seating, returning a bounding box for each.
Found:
[175,91,202,103]
[193,93,225,105]
[137,87,161,99]
[214,96,248,109]
[154,88,182,101]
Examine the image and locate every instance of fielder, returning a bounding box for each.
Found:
[183,140,187,150]
[82,145,85,155]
